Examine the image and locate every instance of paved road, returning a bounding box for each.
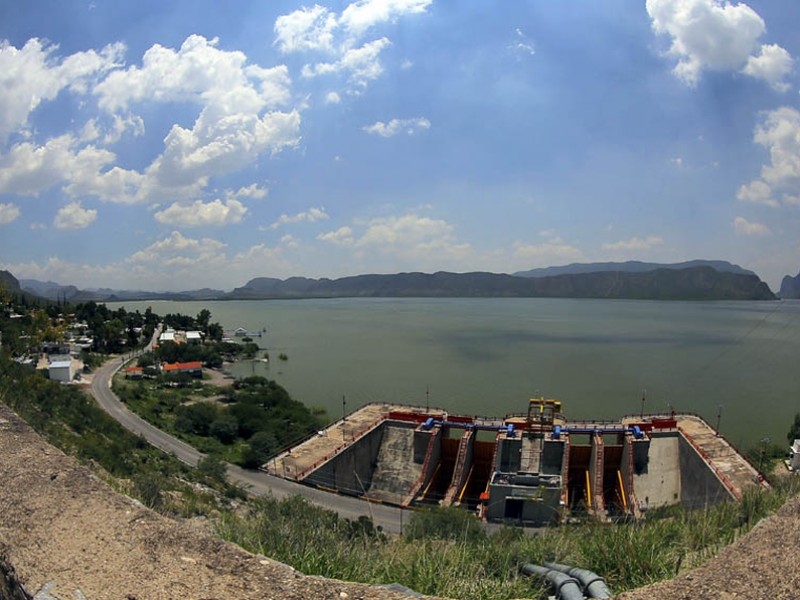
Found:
[88,353,409,534]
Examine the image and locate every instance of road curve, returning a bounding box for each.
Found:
[88,355,409,534]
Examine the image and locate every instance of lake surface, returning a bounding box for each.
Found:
[109,298,800,448]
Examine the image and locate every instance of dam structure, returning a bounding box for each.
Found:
[265,399,769,526]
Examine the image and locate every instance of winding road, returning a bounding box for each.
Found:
[88,353,409,534]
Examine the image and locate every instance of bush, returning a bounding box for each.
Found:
[197,455,228,485]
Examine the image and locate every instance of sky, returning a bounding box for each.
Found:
[1,0,800,292]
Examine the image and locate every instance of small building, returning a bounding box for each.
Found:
[788,440,800,471]
[124,366,144,379]
[185,331,203,344]
[159,329,176,344]
[162,361,203,378]
[49,359,73,383]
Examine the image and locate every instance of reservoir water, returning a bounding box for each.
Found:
[109,298,800,449]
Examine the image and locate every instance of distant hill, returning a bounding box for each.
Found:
[514,260,755,278]
[0,270,21,294]
[229,267,775,301]
[20,279,225,302]
[779,271,800,299]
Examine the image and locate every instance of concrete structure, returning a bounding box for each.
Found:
[788,440,800,471]
[267,400,770,527]
[48,359,73,383]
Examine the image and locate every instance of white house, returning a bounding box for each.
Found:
[159,329,176,343]
[185,331,203,344]
[789,440,800,472]
[49,359,73,383]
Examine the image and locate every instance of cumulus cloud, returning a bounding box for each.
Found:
[0,133,123,197]
[54,201,97,229]
[269,206,329,229]
[602,236,665,251]
[737,107,800,208]
[0,35,301,208]
[128,230,226,266]
[318,214,471,267]
[317,225,355,245]
[512,239,583,266]
[0,38,124,140]
[646,0,793,89]
[154,198,248,227]
[277,0,431,94]
[0,202,20,225]
[233,183,268,199]
[325,91,342,104]
[733,216,770,236]
[363,117,431,137]
[302,38,391,89]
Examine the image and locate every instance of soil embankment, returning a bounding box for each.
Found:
[0,403,425,600]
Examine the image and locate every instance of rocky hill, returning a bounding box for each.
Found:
[0,270,21,294]
[229,267,775,301]
[513,259,755,278]
[779,271,800,299]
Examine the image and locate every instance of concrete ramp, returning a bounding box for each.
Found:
[442,429,475,506]
[366,426,421,504]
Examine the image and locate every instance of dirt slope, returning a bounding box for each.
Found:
[0,403,427,600]
[617,494,800,599]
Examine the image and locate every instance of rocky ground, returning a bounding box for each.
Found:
[0,403,429,600]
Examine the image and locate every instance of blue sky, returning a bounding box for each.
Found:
[1,0,799,291]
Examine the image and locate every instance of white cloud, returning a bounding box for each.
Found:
[512,240,583,266]
[269,207,330,229]
[670,157,683,168]
[733,216,770,236]
[0,133,119,197]
[736,179,778,207]
[646,0,792,89]
[602,236,664,251]
[363,117,431,137]
[0,202,20,225]
[317,226,355,245]
[281,234,300,248]
[742,44,794,92]
[738,107,800,208]
[277,1,431,94]
[233,183,268,199]
[4,233,297,291]
[509,28,535,57]
[274,5,338,54]
[128,230,226,266]
[303,38,391,89]
[90,35,300,202]
[339,0,433,37]
[54,201,97,230]
[0,38,124,140]
[325,91,342,104]
[154,198,248,227]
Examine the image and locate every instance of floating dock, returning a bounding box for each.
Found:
[265,400,769,525]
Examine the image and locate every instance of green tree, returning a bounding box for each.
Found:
[197,455,228,485]
[241,430,278,469]
[788,413,800,443]
[209,413,239,444]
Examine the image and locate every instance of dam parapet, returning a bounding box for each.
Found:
[264,400,769,526]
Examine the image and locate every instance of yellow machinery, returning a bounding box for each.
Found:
[526,397,562,431]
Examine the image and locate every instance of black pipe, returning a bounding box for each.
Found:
[543,562,612,599]
[520,564,584,600]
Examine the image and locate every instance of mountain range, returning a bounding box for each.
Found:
[3,259,795,303]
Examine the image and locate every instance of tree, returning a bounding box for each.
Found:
[788,413,800,443]
[197,455,227,485]
[210,413,239,444]
[240,430,278,469]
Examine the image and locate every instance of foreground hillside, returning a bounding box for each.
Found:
[0,403,425,600]
[4,398,800,598]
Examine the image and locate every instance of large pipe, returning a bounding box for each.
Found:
[543,562,612,599]
[520,564,584,600]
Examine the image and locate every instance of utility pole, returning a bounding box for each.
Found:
[640,389,646,419]
[716,404,723,437]
[426,385,429,413]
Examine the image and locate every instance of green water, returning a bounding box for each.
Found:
[109,297,800,448]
